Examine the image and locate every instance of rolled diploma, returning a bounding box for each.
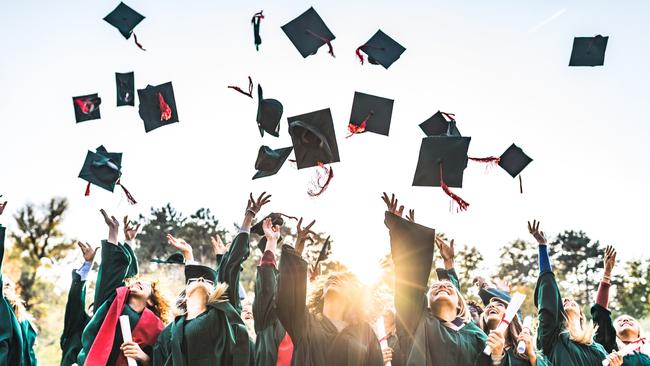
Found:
[602,337,646,365]
[376,316,392,366]
[516,316,534,354]
[119,315,138,366]
[483,292,526,355]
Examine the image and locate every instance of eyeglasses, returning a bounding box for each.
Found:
[187,277,215,287]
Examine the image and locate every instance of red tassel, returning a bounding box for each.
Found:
[439,164,469,211]
[306,29,335,58]
[227,76,254,98]
[74,98,92,114]
[251,10,265,21]
[157,92,172,121]
[469,156,501,165]
[441,112,456,122]
[355,45,385,65]
[346,111,373,138]
[133,33,146,51]
[308,163,334,197]
[355,46,365,65]
[84,182,91,197]
[118,181,137,205]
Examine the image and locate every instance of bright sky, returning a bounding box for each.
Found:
[1,0,649,283]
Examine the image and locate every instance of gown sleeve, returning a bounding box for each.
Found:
[60,267,90,363]
[277,244,309,343]
[217,232,251,312]
[252,251,279,333]
[93,240,131,312]
[534,245,563,356]
[591,282,618,353]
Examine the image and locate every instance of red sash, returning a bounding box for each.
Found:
[85,286,164,366]
[275,332,294,366]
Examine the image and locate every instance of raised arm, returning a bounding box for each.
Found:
[253,218,280,332]
[211,234,228,269]
[592,245,618,353]
[434,236,460,291]
[529,220,562,355]
[93,209,131,311]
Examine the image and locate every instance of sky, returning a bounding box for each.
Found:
[1,0,649,283]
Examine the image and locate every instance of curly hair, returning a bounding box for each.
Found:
[307,271,371,325]
[148,280,171,324]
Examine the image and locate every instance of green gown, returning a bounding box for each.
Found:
[152,232,254,366]
[592,304,650,366]
[502,348,552,366]
[534,271,607,365]
[19,320,37,366]
[277,245,384,366]
[60,269,91,366]
[385,212,495,366]
[0,224,27,366]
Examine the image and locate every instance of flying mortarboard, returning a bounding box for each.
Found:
[251,10,264,51]
[116,72,135,107]
[569,35,608,67]
[151,252,185,265]
[253,146,293,180]
[413,136,471,210]
[282,7,336,58]
[355,30,406,69]
[72,94,101,123]
[256,84,283,137]
[347,92,394,137]
[103,2,146,50]
[78,145,137,204]
[137,82,179,133]
[313,235,331,271]
[498,144,532,178]
[419,111,461,137]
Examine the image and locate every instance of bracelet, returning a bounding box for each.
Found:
[602,275,611,283]
[246,209,257,217]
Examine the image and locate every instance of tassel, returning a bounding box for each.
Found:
[346,111,373,138]
[118,180,137,205]
[469,156,501,170]
[439,164,469,211]
[85,182,91,197]
[355,46,365,65]
[227,76,254,98]
[251,10,264,51]
[355,45,385,65]
[74,98,91,114]
[157,92,172,121]
[133,33,146,51]
[519,174,523,194]
[441,112,456,122]
[308,162,334,197]
[306,29,335,58]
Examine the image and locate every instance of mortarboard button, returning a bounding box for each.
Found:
[282,7,336,58]
[569,35,608,67]
[137,82,179,133]
[355,30,406,69]
[116,72,135,107]
[253,146,293,180]
[72,94,101,123]
[256,84,283,137]
[347,92,394,137]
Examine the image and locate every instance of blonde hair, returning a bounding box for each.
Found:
[563,306,597,345]
[174,282,229,317]
[427,280,471,324]
[307,271,370,325]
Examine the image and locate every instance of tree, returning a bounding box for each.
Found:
[496,239,537,286]
[612,259,650,319]
[456,244,484,293]
[9,198,75,313]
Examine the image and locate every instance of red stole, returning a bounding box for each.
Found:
[85,286,164,366]
[275,332,294,366]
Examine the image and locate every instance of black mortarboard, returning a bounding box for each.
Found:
[281,7,336,58]
[356,30,406,69]
[413,136,471,188]
[419,111,461,137]
[72,94,101,123]
[256,85,283,137]
[184,264,217,283]
[253,146,293,180]
[78,146,123,192]
[498,144,532,178]
[103,2,145,40]
[569,35,608,67]
[137,82,179,133]
[288,108,340,169]
[479,287,512,306]
[116,72,135,107]
[314,235,331,268]
[151,252,185,265]
[251,213,285,252]
[348,92,394,136]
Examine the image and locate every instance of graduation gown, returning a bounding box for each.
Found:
[502,348,552,366]
[60,269,91,366]
[277,245,384,366]
[534,271,607,366]
[19,320,37,366]
[591,304,650,366]
[0,224,27,366]
[385,212,495,366]
[217,232,252,313]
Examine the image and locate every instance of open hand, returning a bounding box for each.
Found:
[381,192,404,217]
[262,217,280,250]
[603,245,617,278]
[435,235,455,268]
[211,234,228,256]
[77,241,99,262]
[123,216,141,242]
[100,209,119,244]
[295,217,316,255]
[527,220,547,245]
[0,200,6,216]
[166,234,194,262]
[406,209,415,223]
[246,192,272,217]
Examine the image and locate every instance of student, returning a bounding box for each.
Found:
[381,193,504,366]
[277,216,383,365]
[529,220,621,366]
[592,245,650,365]
[78,211,169,366]
[152,192,268,366]
[2,279,37,366]
[60,242,97,366]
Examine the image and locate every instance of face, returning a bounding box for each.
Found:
[128,280,153,299]
[429,281,459,306]
[563,298,580,314]
[242,304,254,321]
[615,315,640,338]
[186,278,215,297]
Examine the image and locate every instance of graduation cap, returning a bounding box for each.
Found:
[251,213,286,252]
[312,235,331,271]
[355,30,406,69]
[151,252,185,265]
[479,287,512,307]
[78,146,137,204]
[116,72,135,107]
[251,10,264,51]
[413,136,471,211]
[569,35,608,67]
[256,84,283,137]
[253,146,293,180]
[419,111,461,137]
[282,7,336,58]
[103,2,146,50]
[498,144,532,178]
[347,92,394,137]
[72,94,101,123]
[137,82,179,133]
[184,264,217,284]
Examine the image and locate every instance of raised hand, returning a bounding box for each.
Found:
[0,200,6,216]
[166,233,194,262]
[527,220,547,245]
[295,217,316,256]
[77,241,99,263]
[435,235,455,269]
[473,276,488,289]
[262,217,280,253]
[406,209,415,223]
[246,192,272,217]
[493,278,511,292]
[381,192,404,217]
[603,245,617,280]
[123,216,141,242]
[211,234,228,256]
[309,264,321,282]
[100,209,119,245]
